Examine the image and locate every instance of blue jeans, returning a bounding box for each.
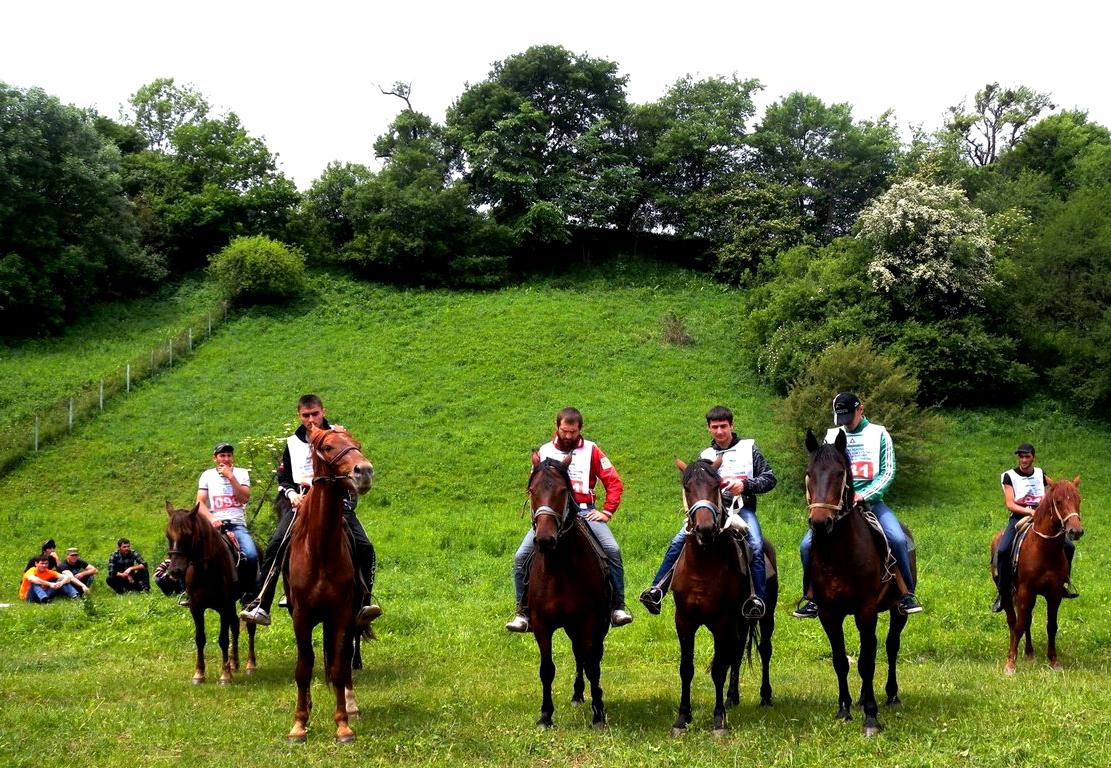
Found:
[27,582,79,602]
[222,522,259,570]
[800,499,915,593]
[651,507,766,599]
[513,517,626,608]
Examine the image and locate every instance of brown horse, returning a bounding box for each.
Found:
[527,454,611,728]
[804,429,913,737]
[991,476,1083,675]
[165,501,258,684]
[671,458,777,737]
[284,424,374,744]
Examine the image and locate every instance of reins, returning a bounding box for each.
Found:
[805,469,851,521]
[528,461,577,537]
[1031,494,1081,540]
[681,462,724,534]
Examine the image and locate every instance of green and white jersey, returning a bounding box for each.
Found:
[824,418,895,502]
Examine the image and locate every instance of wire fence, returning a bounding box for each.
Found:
[0,301,231,476]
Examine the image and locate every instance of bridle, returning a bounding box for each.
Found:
[805,463,852,524]
[311,433,365,486]
[1032,491,1081,540]
[529,461,576,537]
[682,461,724,534]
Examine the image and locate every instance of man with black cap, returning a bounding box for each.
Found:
[992,442,1079,612]
[196,441,257,587]
[240,394,380,628]
[793,392,922,618]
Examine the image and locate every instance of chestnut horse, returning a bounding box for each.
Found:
[804,429,913,736]
[527,455,611,728]
[284,425,374,744]
[991,476,1083,675]
[671,458,777,737]
[165,501,258,684]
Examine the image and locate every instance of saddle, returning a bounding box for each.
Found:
[521,511,613,607]
[856,503,901,584]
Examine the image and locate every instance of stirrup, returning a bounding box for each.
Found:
[1063,580,1079,599]
[639,586,663,616]
[791,598,818,619]
[742,596,766,619]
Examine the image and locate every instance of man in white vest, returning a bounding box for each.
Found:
[992,442,1078,612]
[193,442,255,607]
[793,392,922,618]
[639,405,777,619]
[505,406,633,632]
[240,394,380,627]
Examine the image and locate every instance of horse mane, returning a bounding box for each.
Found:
[681,458,720,486]
[528,457,574,492]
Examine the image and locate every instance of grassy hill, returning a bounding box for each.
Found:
[1,262,1108,767]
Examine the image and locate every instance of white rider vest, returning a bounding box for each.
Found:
[1002,467,1045,509]
[700,439,755,483]
[538,439,596,507]
[287,434,314,487]
[825,423,886,489]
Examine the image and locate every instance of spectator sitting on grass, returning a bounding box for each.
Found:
[106,538,150,593]
[24,539,60,571]
[20,553,88,602]
[58,547,98,588]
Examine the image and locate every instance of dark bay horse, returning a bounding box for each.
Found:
[804,429,913,736]
[671,458,777,737]
[285,425,374,744]
[527,454,611,728]
[165,501,258,684]
[991,476,1083,675]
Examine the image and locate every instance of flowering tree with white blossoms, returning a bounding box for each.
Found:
[857,179,998,318]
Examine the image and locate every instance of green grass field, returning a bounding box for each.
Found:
[1,262,1108,767]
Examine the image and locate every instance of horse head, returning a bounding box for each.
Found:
[528,454,575,553]
[676,456,723,547]
[1043,475,1084,542]
[805,428,852,535]
[308,424,374,495]
[165,500,202,581]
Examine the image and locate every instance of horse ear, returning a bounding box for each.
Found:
[834,429,847,452]
[560,454,572,468]
[711,455,722,471]
[1044,475,1054,488]
[189,503,201,517]
[1073,475,1080,487]
[675,458,687,473]
[805,428,819,453]
[530,451,540,467]
[165,499,175,517]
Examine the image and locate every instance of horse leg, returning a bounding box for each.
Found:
[725,618,741,708]
[1046,596,1062,671]
[327,620,355,743]
[709,623,731,737]
[191,607,207,685]
[245,620,257,674]
[853,613,881,737]
[1011,587,1035,672]
[535,626,556,728]
[218,609,234,685]
[573,628,606,729]
[885,609,908,705]
[288,615,314,743]
[758,609,775,706]
[672,622,695,735]
[819,613,853,721]
[353,633,362,672]
[1003,592,1021,676]
[571,655,585,705]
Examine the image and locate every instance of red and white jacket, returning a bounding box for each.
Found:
[537,435,623,520]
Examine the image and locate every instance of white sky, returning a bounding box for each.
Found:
[5,1,1106,189]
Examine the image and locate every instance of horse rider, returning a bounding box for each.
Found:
[193,442,256,607]
[639,405,777,619]
[992,442,1079,613]
[240,394,380,627]
[506,406,633,632]
[793,392,922,618]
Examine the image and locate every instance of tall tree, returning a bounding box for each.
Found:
[127,77,210,152]
[749,92,899,240]
[945,82,1054,167]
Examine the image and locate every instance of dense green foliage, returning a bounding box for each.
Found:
[208,236,307,304]
[0,83,164,334]
[1,269,1108,768]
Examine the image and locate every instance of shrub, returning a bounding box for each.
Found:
[774,340,945,489]
[660,311,694,345]
[888,319,1035,407]
[208,235,307,304]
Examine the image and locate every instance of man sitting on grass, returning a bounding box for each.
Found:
[20,553,89,602]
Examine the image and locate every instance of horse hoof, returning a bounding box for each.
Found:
[570,697,584,707]
[218,677,231,686]
[863,724,882,737]
[592,720,607,731]
[725,695,739,708]
[287,733,307,745]
[887,696,901,707]
[191,676,205,685]
[712,727,728,739]
[760,697,773,708]
[335,730,356,744]
[670,726,688,738]
[836,708,852,722]
[245,665,256,676]
[536,716,553,729]
[1049,661,1063,672]
[1004,663,1016,677]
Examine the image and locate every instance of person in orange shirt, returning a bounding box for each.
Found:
[20,553,87,602]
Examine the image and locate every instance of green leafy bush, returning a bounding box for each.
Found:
[889,318,1035,407]
[774,340,945,487]
[208,235,307,304]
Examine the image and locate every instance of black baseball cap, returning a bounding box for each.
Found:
[1015,443,1035,455]
[213,442,234,454]
[832,392,861,426]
